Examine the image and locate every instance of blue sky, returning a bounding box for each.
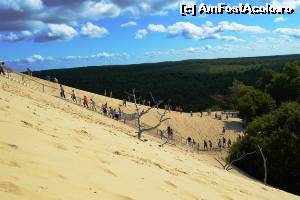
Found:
[1,0,300,71]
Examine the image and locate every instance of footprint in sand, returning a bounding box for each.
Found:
[53,143,68,151]
[0,181,22,195]
[164,181,177,189]
[0,142,18,152]
[21,120,33,128]
[100,167,116,177]
[74,129,95,140]
[0,160,21,168]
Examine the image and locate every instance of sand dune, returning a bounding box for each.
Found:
[0,73,299,200]
[6,72,242,147]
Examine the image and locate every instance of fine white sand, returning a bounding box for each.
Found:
[0,73,299,200]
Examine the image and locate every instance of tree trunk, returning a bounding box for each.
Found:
[258,145,267,185]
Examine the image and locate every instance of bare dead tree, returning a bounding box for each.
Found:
[216,145,268,185]
[257,145,267,185]
[126,89,170,140]
[215,150,256,171]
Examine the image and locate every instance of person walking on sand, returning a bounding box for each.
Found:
[90,99,96,111]
[222,126,226,134]
[208,140,212,150]
[83,96,89,108]
[204,140,208,150]
[218,139,222,149]
[123,99,127,107]
[0,62,6,76]
[222,137,226,148]
[187,137,192,146]
[60,84,66,99]
[71,90,77,103]
[227,138,232,147]
[167,126,171,139]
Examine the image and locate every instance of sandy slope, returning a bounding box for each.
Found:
[0,74,299,200]
[6,73,242,146]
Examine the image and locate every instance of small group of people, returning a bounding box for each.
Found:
[215,112,229,120]
[187,136,197,147]
[59,85,125,122]
[218,137,232,149]
[203,137,232,150]
[159,126,174,140]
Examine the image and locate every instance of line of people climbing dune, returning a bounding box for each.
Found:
[58,83,239,152]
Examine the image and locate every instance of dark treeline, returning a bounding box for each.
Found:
[229,61,300,195]
[32,54,300,111]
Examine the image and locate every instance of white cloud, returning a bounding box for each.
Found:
[275,28,300,39]
[135,29,148,39]
[0,0,43,12]
[80,22,108,38]
[147,24,167,32]
[120,21,137,28]
[218,35,243,42]
[92,52,114,58]
[35,23,78,42]
[167,21,220,40]
[0,30,32,42]
[274,16,287,23]
[139,21,265,41]
[219,21,267,33]
[81,1,121,19]
[24,54,52,63]
[271,0,300,10]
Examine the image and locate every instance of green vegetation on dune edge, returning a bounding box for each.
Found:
[33,54,300,111]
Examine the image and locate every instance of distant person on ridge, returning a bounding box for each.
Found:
[71,90,77,103]
[218,139,222,149]
[53,77,58,83]
[227,139,232,147]
[0,62,5,76]
[0,62,6,76]
[203,140,208,150]
[26,68,32,76]
[190,111,193,117]
[222,127,226,134]
[167,126,172,139]
[208,140,212,150]
[83,96,89,108]
[123,99,127,107]
[222,137,226,148]
[187,137,192,146]
[90,99,96,111]
[60,84,66,98]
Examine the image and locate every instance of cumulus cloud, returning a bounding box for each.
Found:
[35,23,78,42]
[138,21,265,41]
[80,22,108,38]
[147,24,167,32]
[120,21,137,28]
[135,29,148,39]
[0,31,32,42]
[218,21,267,33]
[274,16,287,23]
[80,1,121,19]
[275,28,300,39]
[22,54,53,63]
[271,0,300,10]
[65,52,124,61]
